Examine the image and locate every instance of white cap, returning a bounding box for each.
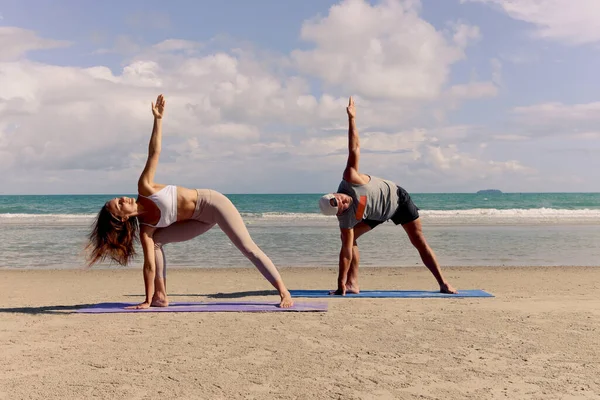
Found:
[319,194,338,216]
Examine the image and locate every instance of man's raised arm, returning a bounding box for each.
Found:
[343,97,361,182]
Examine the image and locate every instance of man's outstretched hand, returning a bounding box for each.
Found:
[346,96,355,119]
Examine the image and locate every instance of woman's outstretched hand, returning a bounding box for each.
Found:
[151,94,166,119]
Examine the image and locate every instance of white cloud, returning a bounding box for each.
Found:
[571,132,600,140]
[492,134,529,141]
[292,0,482,100]
[512,102,600,137]
[499,51,538,65]
[0,1,541,194]
[482,102,600,141]
[152,39,202,54]
[0,36,523,194]
[420,144,530,174]
[288,127,535,186]
[432,58,500,111]
[513,102,600,122]
[446,81,498,100]
[463,0,600,45]
[93,35,141,55]
[0,45,348,193]
[205,123,260,141]
[451,22,482,47]
[0,27,70,61]
[490,58,502,86]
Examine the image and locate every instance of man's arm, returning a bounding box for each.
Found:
[334,228,354,295]
[342,97,369,184]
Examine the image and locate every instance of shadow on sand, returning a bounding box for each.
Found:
[2,291,284,315]
[0,304,98,315]
[123,290,279,299]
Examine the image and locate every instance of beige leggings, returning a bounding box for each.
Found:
[152,189,282,285]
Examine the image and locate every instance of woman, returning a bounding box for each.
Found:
[87,94,294,308]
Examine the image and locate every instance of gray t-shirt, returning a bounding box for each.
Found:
[336,175,400,229]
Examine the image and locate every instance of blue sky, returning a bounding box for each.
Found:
[1,0,599,194]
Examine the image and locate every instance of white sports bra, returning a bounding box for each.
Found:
[139,185,178,228]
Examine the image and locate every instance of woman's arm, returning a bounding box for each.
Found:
[126,229,157,309]
[138,94,166,196]
[140,230,157,305]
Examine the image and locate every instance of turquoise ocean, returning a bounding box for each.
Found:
[1,192,599,269]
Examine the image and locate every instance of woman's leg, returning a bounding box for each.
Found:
[209,192,293,307]
[151,220,216,305]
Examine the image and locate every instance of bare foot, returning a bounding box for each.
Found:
[345,282,360,294]
[151,294,169,307]
[279,291,293,308]
[329,288,346,296]
[125,302,150,310]
[440,282,458,294]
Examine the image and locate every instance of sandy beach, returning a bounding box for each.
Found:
[1,266,599,399]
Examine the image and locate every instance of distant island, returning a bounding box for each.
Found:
[477,189,503,194]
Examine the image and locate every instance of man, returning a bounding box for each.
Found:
[319,97,457,296]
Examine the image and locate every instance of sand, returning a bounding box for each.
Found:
[1,266,599,400]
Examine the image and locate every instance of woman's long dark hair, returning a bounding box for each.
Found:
[86,204,139,266]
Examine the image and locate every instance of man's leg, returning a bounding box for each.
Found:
[346,222,372,293]
[402,218,457,294]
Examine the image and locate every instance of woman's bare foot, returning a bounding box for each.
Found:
[151,293,169,307]
[279,291,293,308]
[440,282,457,294]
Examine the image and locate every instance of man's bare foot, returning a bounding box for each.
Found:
[329,288,346,296]
[151,294,169,307]
[345,282,360,294]
[279,291,293,308]
[440,282,458,294]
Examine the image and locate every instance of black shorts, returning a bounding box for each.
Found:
[362,186,419,229]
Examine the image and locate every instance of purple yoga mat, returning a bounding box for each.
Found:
[76,301,328,314]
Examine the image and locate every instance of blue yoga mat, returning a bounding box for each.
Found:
[289,289,493,298]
